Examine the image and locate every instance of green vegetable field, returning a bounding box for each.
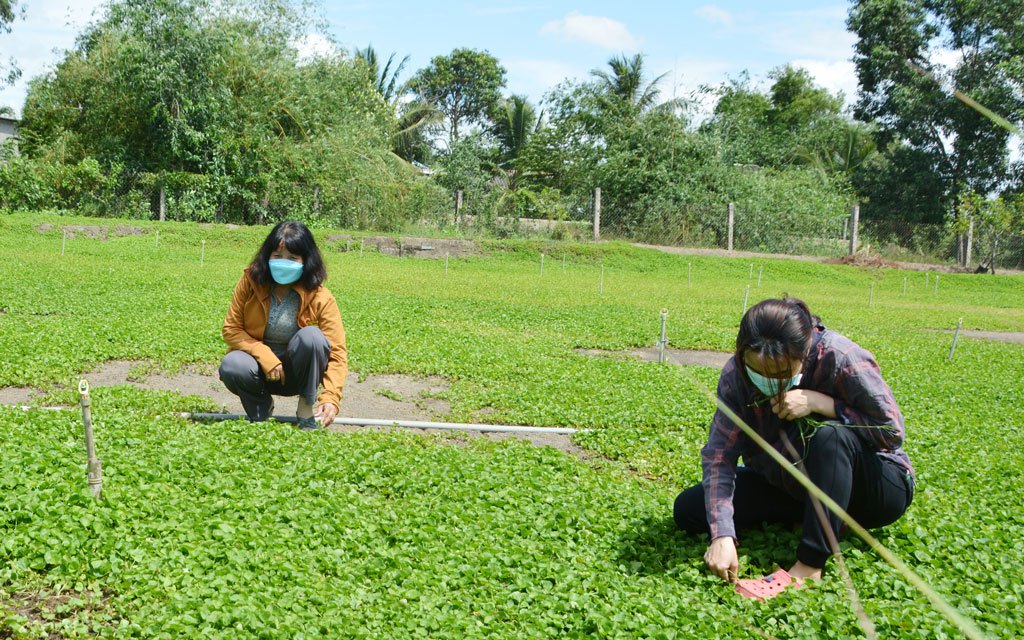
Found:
[2,213,1023,638]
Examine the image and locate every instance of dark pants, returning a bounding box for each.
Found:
[674,423,914,568]
[218,327,331,421]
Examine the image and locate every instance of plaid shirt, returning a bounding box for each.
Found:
[701,326,913,541]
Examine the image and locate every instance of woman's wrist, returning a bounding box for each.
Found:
[809,390,837,418]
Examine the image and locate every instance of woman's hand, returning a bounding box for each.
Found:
[267,364,285,384]
[705,536,739,583]
[770,389,835,420]
[315,402,338,427]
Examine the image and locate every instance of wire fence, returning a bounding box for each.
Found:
[588,195,1024,272]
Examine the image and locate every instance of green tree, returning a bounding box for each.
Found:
[702,66,848,169]
[354,45,409,104]
[353,44,438,163]
[15,0,421,225]
[848,0,1024,228]
[490,95,542,171]
[590,53,668,114]
[412,48,506,147]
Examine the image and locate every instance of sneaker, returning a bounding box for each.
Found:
[296,416,320,431]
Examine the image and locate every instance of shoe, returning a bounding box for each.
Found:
[735,569,805,601]
[296,416,320,431]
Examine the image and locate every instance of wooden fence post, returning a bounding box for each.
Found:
[593,187,601,241]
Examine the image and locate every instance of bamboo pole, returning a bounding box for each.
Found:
[78,380,103,499]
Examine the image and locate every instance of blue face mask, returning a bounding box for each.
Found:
[268,258,304,285]
[745,366,803,397]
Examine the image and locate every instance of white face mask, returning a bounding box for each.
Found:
[745,366,802,396]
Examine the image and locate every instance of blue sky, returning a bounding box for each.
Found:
[0,1,860,118]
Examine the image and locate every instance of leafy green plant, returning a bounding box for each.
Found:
[1,212,1023,637]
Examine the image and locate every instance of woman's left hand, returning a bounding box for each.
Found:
[314,402,339,427]
[771,390,828,421]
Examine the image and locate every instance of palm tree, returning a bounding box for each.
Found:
[353,44,439,162]
[353,45,409,104]
[590,53,667,112]
[795,124,878,175]
[491,95,542,168]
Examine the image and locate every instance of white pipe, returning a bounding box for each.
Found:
[184,413,583,435]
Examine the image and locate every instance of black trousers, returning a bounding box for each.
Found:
[674,423,914,568]
[218,327,331,421]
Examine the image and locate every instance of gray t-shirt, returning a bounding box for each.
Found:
[264,288,300,358]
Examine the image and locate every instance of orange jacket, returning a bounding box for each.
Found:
[222,269,348,409]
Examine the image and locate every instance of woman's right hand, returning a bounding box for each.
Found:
[267,364,284,384]
[705,536,739,583]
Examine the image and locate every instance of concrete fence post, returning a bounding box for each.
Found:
[965,217,974,267]
[455,190,463,225]
[849,204,860,255]
[727,202,735,252]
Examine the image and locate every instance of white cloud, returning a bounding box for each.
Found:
[791,58,859,104]
[929,47,962,70]
[503,57,586,104]
[695,5,734,28]
[764,26,856,61]
[540,11,640,52]
[0,0,106,115]
[292,33,339,62]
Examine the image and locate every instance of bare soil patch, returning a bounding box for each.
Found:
[635,242,1024,274]
[827,254,901,269]
[35,224,148,240]
[326,234,480,259]
[930,329,1024,345]
[0,360,578,452]
[577,347,731,368]
[1,588,114,635]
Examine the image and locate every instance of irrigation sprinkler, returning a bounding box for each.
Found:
[948,318,963,360]
[749,263,753,278]
[902,276,907,296]
[599,265,604,295]
[742,284,750,314]
[869,283,874,307]
[540,253,545,274]
[78,380,103,499]
[185,413,584,435]
[757,266,763,287]
[934,274,939,295]
[200,240,206,266]
[657,309,669,363]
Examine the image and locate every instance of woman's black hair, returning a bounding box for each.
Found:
[735,296,820,385]
[247,221,327,290]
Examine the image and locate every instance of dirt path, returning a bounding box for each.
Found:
[633,242,1024,275]
[0,361,581,453]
